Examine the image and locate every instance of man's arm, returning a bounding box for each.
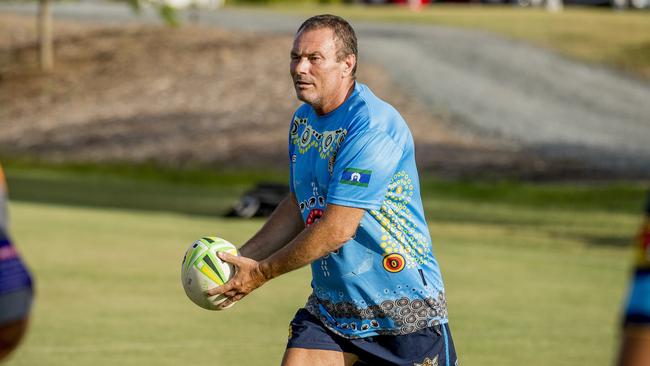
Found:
[238,193,305,261]
[207,204,365,308]
[259,204,365,281]
[618,326,650,366]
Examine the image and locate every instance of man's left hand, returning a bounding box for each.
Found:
[205,252,268,309]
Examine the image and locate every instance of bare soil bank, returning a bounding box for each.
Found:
[0,14,602,179]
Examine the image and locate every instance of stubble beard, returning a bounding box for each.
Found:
[295,88,322,111]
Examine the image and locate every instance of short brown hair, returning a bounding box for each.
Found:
[296,14,358,77]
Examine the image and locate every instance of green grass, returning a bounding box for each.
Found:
[2,167,646,365]
[2,162,287,216]
[4,188,640,365]
[5,202,302,366]
[4,163,647,217]
[255,4,650,78]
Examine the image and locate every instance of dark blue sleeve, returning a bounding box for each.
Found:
[0,230,33,296]
[624,194,650,325]
[625,271,650,324]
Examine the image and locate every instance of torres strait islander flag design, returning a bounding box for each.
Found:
[341,168,371,187]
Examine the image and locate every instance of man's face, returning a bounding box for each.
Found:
[290,28,350,111]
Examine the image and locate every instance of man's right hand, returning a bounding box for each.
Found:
[205,252,270,310]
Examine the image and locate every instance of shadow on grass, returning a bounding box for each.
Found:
[580,234,635,248]
[7,171,248,218]
[5,164,648,247]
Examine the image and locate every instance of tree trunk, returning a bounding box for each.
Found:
[38,0,53,72]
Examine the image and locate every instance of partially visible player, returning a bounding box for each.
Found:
[618,193,650,366]
[0,163,34,361]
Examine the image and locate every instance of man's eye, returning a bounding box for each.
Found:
[309,56,321,62]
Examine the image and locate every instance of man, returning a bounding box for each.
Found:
[209,15,457,366]
[618,194,650,366]
[0,163,34,361]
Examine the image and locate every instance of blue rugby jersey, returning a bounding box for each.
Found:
[624,195,650,325]
[288,82,448,339]
[0,230,32,297]
[0,164,32,297]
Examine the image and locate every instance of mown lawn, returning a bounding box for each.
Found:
[2,167,646,365]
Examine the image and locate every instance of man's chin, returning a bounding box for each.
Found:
[295,91,316,105]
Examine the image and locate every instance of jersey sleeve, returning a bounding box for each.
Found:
[625,272,650,325]
[0,163,7,231]
[326,129,404,210]
[624,207,650,325]
[0,228,33,298]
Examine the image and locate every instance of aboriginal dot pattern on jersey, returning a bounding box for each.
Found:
[290,117,347,159]
[305,292,448,338]
[370,171,431,269]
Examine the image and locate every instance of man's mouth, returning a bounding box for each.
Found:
[295,80,313,88]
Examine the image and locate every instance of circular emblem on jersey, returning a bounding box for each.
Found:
[325,133,333,147]
[300,126,312,148]
[383,253,405,273]
[291,119,299,136]
[322,131,335,154]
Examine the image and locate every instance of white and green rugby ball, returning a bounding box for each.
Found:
[181,237,238,310]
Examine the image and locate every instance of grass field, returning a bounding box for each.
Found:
[261,4,650,78]
[2,167,647,365]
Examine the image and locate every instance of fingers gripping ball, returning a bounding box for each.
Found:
[181,237,238,310]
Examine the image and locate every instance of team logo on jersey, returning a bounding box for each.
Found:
[383,253,405,273]
[341,168,371,187]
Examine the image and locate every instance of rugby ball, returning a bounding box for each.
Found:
[181,237,238,310]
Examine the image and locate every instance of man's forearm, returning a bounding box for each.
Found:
[238,194,304,261]
[619,326,650,366]
[258,204,365,281]
[208,204,365,308]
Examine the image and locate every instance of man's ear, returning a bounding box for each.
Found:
[342,54,356,78]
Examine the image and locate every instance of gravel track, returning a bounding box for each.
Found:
[359,24,650,174]
[2,2,649,178]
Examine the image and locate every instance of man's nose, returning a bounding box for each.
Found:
[294,58,309,74]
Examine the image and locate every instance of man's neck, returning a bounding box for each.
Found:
[314,81,355,115]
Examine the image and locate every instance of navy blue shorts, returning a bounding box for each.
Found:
[287,308,458,366]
